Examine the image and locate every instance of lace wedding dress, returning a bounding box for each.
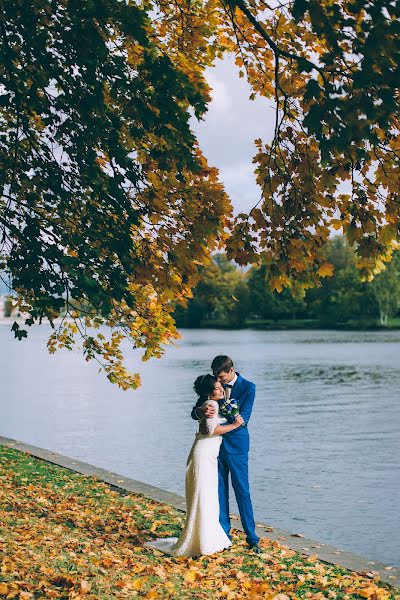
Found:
[144,400,232,557]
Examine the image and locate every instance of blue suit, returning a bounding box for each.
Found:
[191,373,259,545]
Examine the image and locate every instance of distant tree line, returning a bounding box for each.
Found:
[174,237,400,329]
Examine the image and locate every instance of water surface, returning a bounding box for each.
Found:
[1,325,399,565]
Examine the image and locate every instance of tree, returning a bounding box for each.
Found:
[2,0,400,387]
[305,236,378,326]
[371,251,400,326]
[151,0,400,291]
[0,0,229,388]
[247,265,307,321]
[176,239,400,328]
[175,254,250,328]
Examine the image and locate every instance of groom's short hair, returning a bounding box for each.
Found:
[211,355,234,375]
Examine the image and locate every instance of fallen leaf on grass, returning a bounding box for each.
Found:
[184,569,200,583]
[133,577,148,591]
[80,580,90,594]
[1,446,396,600]
[152,565,167,580]
[50,575,75,589]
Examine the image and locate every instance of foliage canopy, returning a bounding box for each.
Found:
[1,0,399,386]
[0,0,229,387]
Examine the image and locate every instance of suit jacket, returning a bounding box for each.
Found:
[191,373,256,455]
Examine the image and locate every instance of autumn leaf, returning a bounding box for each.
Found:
[133,577,147,591]
[317,262,334,278]
[80,580,91,594]
[184,569,201,583]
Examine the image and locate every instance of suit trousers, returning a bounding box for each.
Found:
[218,444,259,546]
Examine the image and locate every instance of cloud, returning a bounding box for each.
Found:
[219,163,260,214]
[191,55,275,214]
[205,71,232,115]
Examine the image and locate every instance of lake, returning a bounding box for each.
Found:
[0,324,399,565]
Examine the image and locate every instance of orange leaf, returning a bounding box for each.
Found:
[184,570,198,583]
[0,584,9,596]
[317,262,334,277]
[133,578,146,591]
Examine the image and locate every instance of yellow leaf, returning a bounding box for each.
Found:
[133,577,146,591]
[184,570,198,583]
[317,262,334,277]
[150,520,161,532]
[0,584,9,596]
[270,275,289,293]
[330,219,343,230]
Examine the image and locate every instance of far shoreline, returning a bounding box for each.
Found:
[1,316,400,332]
[175,319,400,332]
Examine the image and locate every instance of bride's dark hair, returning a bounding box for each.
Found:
[193,374,217,401]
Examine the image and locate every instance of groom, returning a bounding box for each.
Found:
[191,355,260,553]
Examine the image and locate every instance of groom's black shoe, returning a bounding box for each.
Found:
[248,542,261,554]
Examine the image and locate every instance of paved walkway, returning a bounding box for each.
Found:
[1,435,398,588]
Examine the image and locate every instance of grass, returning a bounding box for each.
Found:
[0,444,399,599]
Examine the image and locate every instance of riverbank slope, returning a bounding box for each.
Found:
[1,442,399,599]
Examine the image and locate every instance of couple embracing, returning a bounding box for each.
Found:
[145,355,260,557]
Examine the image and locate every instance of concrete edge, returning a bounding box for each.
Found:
[0,435,399,589]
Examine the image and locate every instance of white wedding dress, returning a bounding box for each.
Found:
[144,400,232,557]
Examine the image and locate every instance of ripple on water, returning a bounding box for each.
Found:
[264,364,399,385]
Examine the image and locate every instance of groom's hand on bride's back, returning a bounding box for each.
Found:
[191,401,217,420]
[203,402,217,418]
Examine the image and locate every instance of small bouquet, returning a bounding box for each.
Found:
[218,397,241,423]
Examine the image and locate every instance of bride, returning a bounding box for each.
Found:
[144,374,244,557]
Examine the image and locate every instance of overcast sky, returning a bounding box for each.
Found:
[191,54,276,215]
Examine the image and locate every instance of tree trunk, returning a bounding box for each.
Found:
[379,310,388,326]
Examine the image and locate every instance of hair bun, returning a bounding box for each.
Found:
[193,374,217,398]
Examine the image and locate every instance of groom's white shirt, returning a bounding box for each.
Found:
[228,373,238,387]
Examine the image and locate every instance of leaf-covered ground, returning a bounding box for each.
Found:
[0,445,398,600]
